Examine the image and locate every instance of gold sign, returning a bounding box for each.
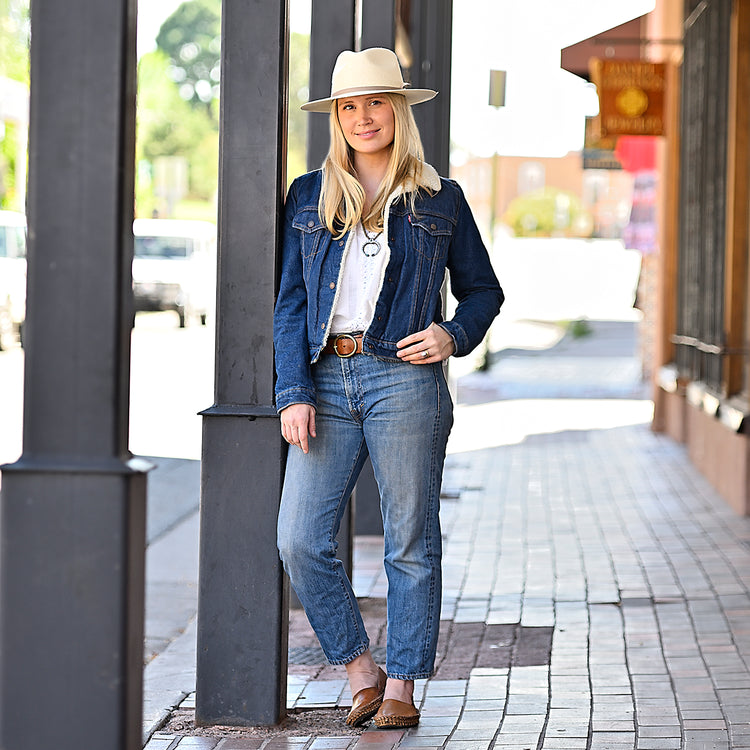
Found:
[592,60,666,137]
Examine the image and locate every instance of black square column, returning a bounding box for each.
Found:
[0,1,146,748]
[195,0,290,727]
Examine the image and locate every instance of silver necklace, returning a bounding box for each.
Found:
[361,224,382,257]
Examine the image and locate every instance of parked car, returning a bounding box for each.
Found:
[132,218,216,327]
[0,210,27,350]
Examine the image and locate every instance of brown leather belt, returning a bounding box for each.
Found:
[322,333,364,358]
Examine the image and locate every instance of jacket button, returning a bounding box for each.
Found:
[388,277,393,283]
[430,223,437,230]
[308,220,315,227]
[329,282,335,289]
[339,240,344,246]
[321,323,325,329]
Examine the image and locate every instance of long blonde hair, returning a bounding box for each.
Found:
[319,93,432,238]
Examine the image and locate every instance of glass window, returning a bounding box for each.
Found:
[13,226,26,259]
[134,236,192,259]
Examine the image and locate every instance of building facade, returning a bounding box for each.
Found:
[653,0,750,515]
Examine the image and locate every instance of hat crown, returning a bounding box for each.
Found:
[330,48,406,98]
[300,47,436,112]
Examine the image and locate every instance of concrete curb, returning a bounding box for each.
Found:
[143,617,197,744]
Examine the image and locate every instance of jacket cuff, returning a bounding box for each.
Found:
[275,386,317,413]
[438,321,469,357]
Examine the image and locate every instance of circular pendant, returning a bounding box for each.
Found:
[362,240,381,257]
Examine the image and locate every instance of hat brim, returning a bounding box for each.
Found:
[301,87,437,112]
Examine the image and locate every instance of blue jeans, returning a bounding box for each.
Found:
[277,353,453,679]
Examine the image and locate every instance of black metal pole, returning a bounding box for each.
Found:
[344,0,397,537]
[361,0,395,49]
[307,0,356,171]
[195,0,289,727]
[404,0,453,177]
[0,0,145,748]
[300,0,360,593]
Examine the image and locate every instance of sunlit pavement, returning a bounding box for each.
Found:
[0,310,214,473]
[146,413,750,749]
[142,314,750,750]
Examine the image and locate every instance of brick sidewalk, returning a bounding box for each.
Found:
[146,401,750,750]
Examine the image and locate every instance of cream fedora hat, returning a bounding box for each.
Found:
[301,47,437,112]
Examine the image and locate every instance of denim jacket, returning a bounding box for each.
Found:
[273,163,504,412]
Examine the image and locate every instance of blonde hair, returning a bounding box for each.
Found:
[319,93,433,238]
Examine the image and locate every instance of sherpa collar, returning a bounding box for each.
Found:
[396,161,441,197]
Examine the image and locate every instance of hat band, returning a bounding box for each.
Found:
[330,83,409,99]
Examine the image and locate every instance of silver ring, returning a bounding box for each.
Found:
[422,349,429,359]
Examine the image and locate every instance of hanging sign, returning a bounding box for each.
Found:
[592,60,667,137]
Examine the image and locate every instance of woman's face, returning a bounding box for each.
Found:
[336,94,395,158]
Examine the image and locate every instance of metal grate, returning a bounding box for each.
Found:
[289,646,388,666]
[288,625,556,671]
[674,0,732,393]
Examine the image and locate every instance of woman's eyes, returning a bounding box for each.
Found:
[341,99,382,111]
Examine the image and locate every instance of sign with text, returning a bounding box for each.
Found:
[593,60,666,137]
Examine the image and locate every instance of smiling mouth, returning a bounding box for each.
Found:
[356,129,380,137]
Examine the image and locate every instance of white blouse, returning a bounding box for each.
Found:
[330,222,389,334]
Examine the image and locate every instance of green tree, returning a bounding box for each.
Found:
[502,187,592,238]
[156,0,221,117]
[287,31,310,183]
[136,49,218,214]
[139,2,311,215]
[0,0,29,208]
[0,0,29,85]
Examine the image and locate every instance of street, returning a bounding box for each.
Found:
[0,236,644,471]
[0,310,215,472]
[128,311,215,460]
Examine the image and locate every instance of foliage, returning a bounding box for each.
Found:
[502,187,593,238]
[138,23,311,216]
[0,0,29,208]
[567,319,592,338]
[0,120,19,208]
[136,49,218,214]
[0,0,311,215]
[0,0,29,85]
[156,0,221,117]
[140,0,223,214]
[137,49,218,162]
[287,32,310,183]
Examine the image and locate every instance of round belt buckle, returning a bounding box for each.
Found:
[334,333,357,358]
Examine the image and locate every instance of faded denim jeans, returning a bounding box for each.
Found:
[277,353,453,679]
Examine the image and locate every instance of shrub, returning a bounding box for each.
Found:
[502,187,592,238]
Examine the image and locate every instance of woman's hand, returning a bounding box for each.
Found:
[280,404,317,454]
[396,323,455,364]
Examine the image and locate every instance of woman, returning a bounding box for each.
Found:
[275,48,503,728]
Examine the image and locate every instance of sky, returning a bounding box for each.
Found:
[450,0,656,157]
[137,0,655,158]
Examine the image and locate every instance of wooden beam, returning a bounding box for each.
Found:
[723,0,750,397]
[652,58,682,431]
[659,60,682,371]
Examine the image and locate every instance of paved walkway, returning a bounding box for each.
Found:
[143,322,750,750]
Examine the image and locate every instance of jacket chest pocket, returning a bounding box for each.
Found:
[410,214,453,259]
[293,212,326,261]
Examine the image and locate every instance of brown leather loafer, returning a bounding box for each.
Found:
[345,667,387,726]
[373,698,420,728]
